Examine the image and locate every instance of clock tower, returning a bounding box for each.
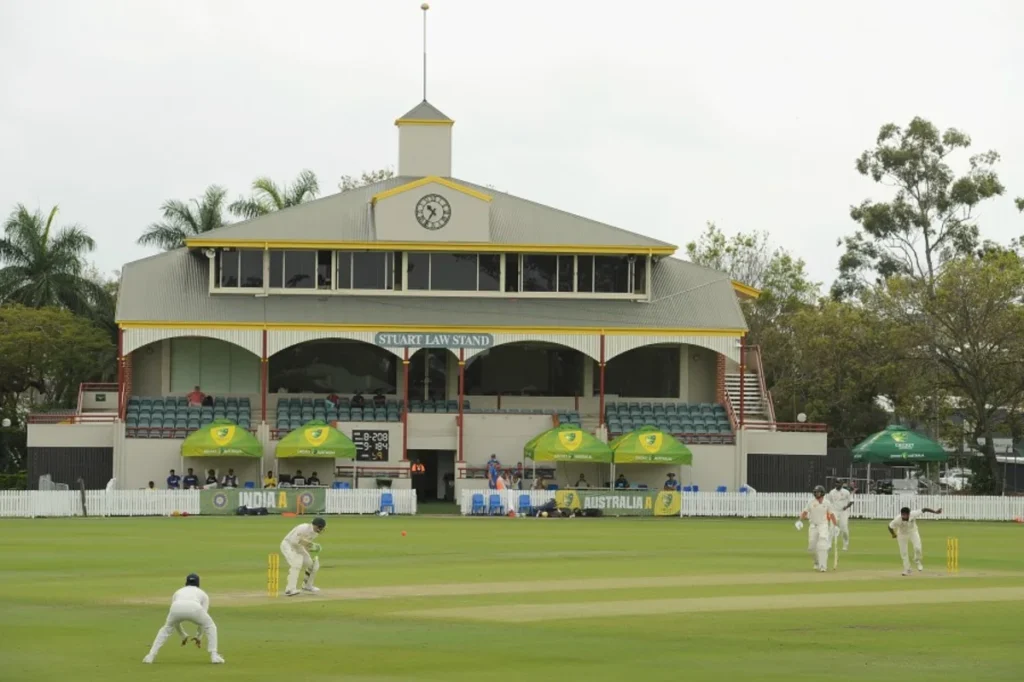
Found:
[396,100,453,178]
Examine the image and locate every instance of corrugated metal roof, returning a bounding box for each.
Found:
[183,176,674,250]
[116,251,747,332]
[397,100,452,121]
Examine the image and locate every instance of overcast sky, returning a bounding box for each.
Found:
[2,0,1022,289]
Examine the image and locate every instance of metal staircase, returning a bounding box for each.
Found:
[724,345,776,430]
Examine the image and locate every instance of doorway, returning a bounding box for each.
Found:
[409,449,456,504]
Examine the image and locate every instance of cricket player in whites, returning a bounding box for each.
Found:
[828,480,855,550]
[280,516,326,596]
[143,573,224,664]
[795,485,837,572]
[888,506,942,575]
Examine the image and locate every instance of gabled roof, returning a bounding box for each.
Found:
[115,250,746,333]
[183,176,677,254]
[395,100,453,125]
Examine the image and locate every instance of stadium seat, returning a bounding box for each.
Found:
[471,493,486,515]
[379,492,395,514]
[716,486,727,493]
[244,481,255,489]
[487,494,503,515]
[517,494,532,516]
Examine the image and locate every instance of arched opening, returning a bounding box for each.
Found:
[465,342,586,397]
[269,339,398,395]
[407,348,457,402]
[602,344,681,398]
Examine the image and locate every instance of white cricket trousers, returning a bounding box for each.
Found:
[280,540,319,592]
[897,530,923,571]
[837,511,850,547]
[147,601,218,659]
[808,523,830,569]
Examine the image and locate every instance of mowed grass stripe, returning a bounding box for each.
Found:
[398,586,1024,622]
[120,568,1021,606]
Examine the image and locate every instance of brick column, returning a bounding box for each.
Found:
[715,353,726,405]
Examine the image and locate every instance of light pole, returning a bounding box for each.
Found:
[0,418,11,477]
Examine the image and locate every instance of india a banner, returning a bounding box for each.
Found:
[554,490,681,516]
[200,488,326,515]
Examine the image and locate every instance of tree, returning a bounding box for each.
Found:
[872,252,1024,493]
[229,170,320,220]
[0,305,114,415]
[339,167,395,192]
[769,299,898,445]
[834,117,1005,299]
[0,204,108,315]
[137,185,229,251]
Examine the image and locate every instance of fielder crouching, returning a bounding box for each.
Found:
[280,516,326,597]
[143,573,223,664]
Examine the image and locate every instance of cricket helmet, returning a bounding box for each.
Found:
[812,485,826,497]
[185,573,200,587]
[312,517,326,531]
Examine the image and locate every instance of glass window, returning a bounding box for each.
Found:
[336,251,353,289]
[431,253,478,291]
[218,251,238,287]
[594,255,629,293]
[393,252,402,290]
[523,255,557,292]
[632,256,647,295]
[317,251,331,289]
[505,253,519,292]
[353,252,390,290]
[478,254,500,291]
[240,250,263,288]
[284,251,316,289]
[577,255,593,293]
[557,256,574,292]
[408,348,449,401]
[269,251,283,288]
[407,253,429,290]
[465,344,584,396]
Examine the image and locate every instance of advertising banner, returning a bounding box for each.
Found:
[553,489,681,516]
[200,488,326,515]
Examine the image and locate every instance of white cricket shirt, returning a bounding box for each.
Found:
[803,497,833,526]
[171,585,210,610]
[889,510,924,535]
[828,488,853,513]
[283,522,318,548]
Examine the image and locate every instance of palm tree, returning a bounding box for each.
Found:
[0,204,107,314]
[137,185,229,251]
[229,170,320,220]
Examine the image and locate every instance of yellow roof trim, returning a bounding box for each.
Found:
[183,238,677,256]
[371,176,492,204]
[119,321,744,337]
[731,280,761,299]
[395,118,455,126]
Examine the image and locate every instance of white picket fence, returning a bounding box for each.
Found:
[459,489,1024,522]
[0,488,417,518]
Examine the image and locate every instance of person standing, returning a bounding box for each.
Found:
[796,485,837,572]
[888,506,943,575]
[828,480,855,550]
[143,573,224,665]
[279,517,326,596]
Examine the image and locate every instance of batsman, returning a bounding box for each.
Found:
[279,516,326,597]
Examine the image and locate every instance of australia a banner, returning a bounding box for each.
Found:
[553,489,680,516]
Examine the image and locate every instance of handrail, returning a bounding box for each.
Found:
[745,421,827,433]
[722,393,739,431]
[750,345,777,424]
[28,412,117,424]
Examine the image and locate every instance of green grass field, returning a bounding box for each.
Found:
[1,515,1021,681]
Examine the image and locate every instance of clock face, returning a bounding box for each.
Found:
[415,193,452,230]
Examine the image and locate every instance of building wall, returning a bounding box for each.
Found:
[397,126,453,178]
[462,414,555,468]
[407,414,457,451]
[28,424,114,448]
[687,346,717,404]
[132,342,164,397]
[27,447,113,489]
[121,438,264,490]
[374,180,488,242]
[744,431,827,456]
[689,445,738,491]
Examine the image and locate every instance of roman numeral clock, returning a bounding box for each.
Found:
[415,193,452,230]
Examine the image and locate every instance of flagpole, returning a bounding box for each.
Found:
[421,3,429,101]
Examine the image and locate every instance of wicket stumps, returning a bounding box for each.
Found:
[946,536,959,574]
[296,500,306,515]
[267,553,280,597]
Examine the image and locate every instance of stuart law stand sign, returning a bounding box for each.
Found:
[374,332,494,350]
